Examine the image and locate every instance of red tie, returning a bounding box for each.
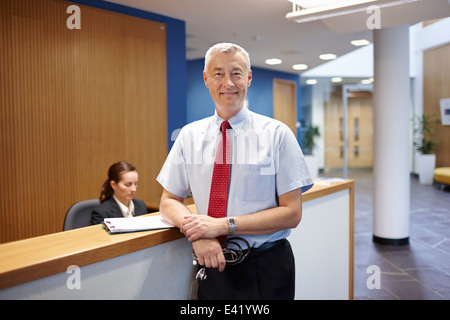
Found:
[208,121,231,243]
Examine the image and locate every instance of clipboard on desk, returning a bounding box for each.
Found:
[103,215,175,234]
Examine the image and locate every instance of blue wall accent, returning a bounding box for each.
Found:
[187,58,302,142]
[67,0,187,151]
[186,59,215,123]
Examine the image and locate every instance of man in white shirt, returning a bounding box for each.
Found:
[157,43,313,299]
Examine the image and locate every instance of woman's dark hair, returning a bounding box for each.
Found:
[99,161,136,203]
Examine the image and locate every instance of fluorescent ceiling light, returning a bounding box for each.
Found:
[292,63,308,70]
[319,53,337,60]
[351,39,370,46]
[265,58,282,65]
[286,0,422,23]
[306,79,317,85]
[286,0,378,22]
[331,77,343,82]
[288,0,376,10]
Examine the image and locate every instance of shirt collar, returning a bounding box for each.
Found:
[213,106,249,135]
[113,195,135,217]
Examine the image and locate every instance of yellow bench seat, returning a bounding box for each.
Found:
[434,167,450,185]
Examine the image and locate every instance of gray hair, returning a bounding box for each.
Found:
[204,43,251,73]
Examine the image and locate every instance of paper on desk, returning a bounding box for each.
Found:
[103,215,175,234]
[313,177,346,185]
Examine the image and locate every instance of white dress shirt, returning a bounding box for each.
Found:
[113,195,135,218]
[157,107,313,248]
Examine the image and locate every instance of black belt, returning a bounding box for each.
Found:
[245,239,286,258]
[220,238,286,264]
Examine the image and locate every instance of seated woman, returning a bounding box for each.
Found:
[91,161,147,225]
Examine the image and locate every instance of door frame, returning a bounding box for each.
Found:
[273,78,298,137]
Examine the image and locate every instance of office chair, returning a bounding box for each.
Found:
[63,199,100,231]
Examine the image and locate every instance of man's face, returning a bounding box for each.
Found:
[203,51,252,120]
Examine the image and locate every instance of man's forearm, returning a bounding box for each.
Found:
[160,189,226,271]
[159,189,193,228]
[233,206,300,236]
[232,188,302,236]
[180,188,303,242]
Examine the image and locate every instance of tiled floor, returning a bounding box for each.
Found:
[324,168,450,300]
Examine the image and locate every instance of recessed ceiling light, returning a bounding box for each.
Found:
[351,39,370,46]
[292,64,308,71]
[361,77,374,84]
[331,77,342,83]
[265,58,282,65]
[306,79,317,85]
[319,53,337,60]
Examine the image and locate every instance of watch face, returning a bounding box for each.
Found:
[228,217,237,235]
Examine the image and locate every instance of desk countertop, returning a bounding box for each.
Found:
[0,179,354,290]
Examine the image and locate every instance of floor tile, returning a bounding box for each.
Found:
[324,168,450,300]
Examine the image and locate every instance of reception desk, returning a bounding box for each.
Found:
[0,179,354,300]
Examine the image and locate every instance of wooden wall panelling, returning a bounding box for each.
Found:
[0,0,167,243]
[423,43,450,167]
[122,19,168,205]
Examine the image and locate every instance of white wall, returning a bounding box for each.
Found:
[302,18,450,173]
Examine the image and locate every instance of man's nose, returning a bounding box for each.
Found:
[222,74,234,87]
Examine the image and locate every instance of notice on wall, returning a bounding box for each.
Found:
[440,98,450,125]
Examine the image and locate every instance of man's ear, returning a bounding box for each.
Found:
[247,70,252,87]
[203,71,210,88]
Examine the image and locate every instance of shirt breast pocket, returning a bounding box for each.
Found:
[239,164,276,201]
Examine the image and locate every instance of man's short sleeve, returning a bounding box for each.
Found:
[275,125,314,195]
[156,129,191,198]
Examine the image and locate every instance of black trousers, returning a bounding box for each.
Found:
[197,239,295,300]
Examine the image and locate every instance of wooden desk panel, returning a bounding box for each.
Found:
[0,181,354,292]
[0,216,186,291]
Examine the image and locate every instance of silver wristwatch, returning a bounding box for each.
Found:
[227,217,237,236]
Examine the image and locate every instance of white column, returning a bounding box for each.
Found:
[372,25,410,245]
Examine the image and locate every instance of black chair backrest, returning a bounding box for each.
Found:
[63,199,100,231]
